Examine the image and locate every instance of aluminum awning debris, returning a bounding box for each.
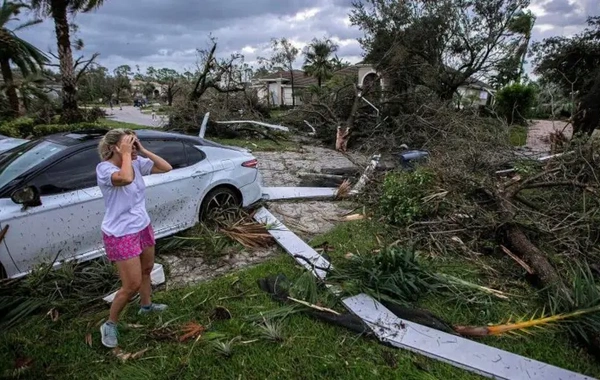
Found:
[254,207,331,280]
[215,120,289,132]
[343,295,592,380]
[255,206,594,380]
[350,154,380,195]
[261,187,338,201]
[199,112,210,138]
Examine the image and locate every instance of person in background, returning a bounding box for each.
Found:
[96,129,173,348]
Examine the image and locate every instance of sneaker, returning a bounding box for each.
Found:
[138,303,168,315]
[100,321,118,348]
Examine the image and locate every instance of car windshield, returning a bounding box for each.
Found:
[0,140,67,191]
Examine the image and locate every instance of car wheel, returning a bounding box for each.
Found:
[200,187,241,220]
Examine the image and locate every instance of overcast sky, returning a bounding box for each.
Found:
[13,0,598,74]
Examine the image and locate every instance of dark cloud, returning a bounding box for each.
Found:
[9,0,594,73]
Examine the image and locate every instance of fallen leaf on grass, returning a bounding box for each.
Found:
[46,308,59,322]
[112,347,149,362]
[14,357,33,371]
[210,306,232,321]
[85,333,93,347]
[179,322,206,342]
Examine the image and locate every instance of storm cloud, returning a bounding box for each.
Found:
[12,0,597,73]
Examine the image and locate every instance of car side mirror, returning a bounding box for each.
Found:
[11,186,42,207]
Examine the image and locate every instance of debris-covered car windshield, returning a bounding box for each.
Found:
[0,140,67,191]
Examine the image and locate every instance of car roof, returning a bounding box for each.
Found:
[44,128,200,146]
[42,128,242,151]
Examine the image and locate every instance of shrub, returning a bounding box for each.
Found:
[32,122,101,137]
[81,107,107,122]
[0,117,36,138]
[494,83,537,125]
[379,167,437,226]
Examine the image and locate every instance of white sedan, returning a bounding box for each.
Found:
[0,129,263,278]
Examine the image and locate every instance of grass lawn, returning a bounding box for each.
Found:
[2,219,599,379]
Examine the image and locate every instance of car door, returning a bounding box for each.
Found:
[139,140,214,237]
[1,147,102,274]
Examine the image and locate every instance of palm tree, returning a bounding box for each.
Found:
[30,0,104,121]
[0,1,47,116]
[302,38,338,87]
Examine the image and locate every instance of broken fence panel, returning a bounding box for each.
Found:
[253,207,331,280]
[215,120,289,132]
[343,294,594,380]
[261,187,337,201]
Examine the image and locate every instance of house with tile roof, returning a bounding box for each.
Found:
[253,63,494,107]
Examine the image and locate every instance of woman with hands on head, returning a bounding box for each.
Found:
[96,129,172,348]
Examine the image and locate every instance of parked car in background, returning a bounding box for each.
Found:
[0,134,28,154]
[0,129,263,278]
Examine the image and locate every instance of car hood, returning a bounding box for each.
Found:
[0,137,28,153]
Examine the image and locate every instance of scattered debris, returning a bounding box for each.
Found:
[344,294,590,380]
[303,120,316,136]
[85,333,93,347]
[112,347,149,362]
[501,245,534,274]
[350,154,381,195]
[254,208,332,280]
[215,120,289,132]
[199,112,210,138]
[46,308,59,322]
[262,187,338,201]
[211,336,241,358]
[256,206,590,379]
[256,320,285,342]
[210,306,232,321]
[179,322,206,342]
[335,179,352,199]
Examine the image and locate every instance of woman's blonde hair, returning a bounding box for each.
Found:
[98,129,135,160]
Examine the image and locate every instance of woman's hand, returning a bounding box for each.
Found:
[115,135,135,157]
[135,137,148,154]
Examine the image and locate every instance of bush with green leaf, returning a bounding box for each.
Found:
[32,122,101,137]
[0,117,35,137]
[379,168,437,226]
[494,83,537,125]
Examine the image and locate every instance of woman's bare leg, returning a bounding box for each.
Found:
[139,245,155,307]
[109,257,142,323]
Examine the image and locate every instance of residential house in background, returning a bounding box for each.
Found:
[253,63,494,108]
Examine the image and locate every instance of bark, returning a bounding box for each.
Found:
[1,58,19,117]
[335,85,361,152]
[290,68,295,107]
[573,70,600,136]
[52,1,80,122]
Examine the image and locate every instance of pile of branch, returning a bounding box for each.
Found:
[356,104,600,356]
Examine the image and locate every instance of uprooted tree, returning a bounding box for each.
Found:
[533,16,600,135]
[350,0,532,99]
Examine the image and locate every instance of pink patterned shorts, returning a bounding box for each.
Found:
[102,224,155,262]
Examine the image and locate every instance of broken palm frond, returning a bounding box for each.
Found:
[290,271,320,305]
[211,208,275,249]
[0,259,119,330]
[179,322,206,342]
[329,246,434,305]
[287,297,342,316]
[336,179,352,199]
[434,274,510,300]
[112,347,150,362]
[454,305,600,337]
